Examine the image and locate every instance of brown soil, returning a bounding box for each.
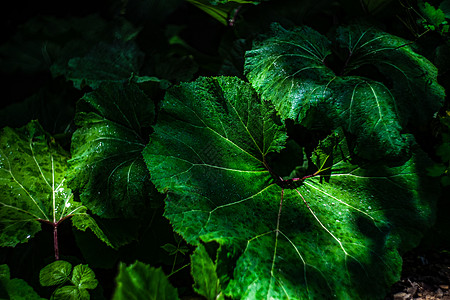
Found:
[385,250,450,300]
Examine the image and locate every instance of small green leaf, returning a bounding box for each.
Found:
[191,244,223,300]
[52,285,90,300]
[71,265,98,290]
[161,243,178,255]
[113,261,179,300]
[39,260,72,287]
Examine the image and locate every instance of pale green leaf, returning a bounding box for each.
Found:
[39,260,72,287]
[71,265,98,290]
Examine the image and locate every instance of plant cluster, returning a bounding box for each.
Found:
[1,0,449,299]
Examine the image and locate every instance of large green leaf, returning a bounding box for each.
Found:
[0,121,111,248]
[143,76,438,299]
[245,23,444,158]
[113,261,179,300]
[67,82,157,218]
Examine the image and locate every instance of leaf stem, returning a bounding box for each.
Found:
[168,263,191,278]
[53,223,59,260]
[37,214,74,261]
[228,5,242,26]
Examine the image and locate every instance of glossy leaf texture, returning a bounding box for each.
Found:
[67,82,157,218]
[113,261,179,300]
[143,76,438,299]
[39,261,98,299]
[0,121,111,247]
[245,23,445,158]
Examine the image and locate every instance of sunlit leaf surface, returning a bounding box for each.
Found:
[0,121,110,247]
[245,23,444,158]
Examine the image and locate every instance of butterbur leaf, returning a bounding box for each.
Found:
[68,82,157,218]
[60,41,144,90]
[245,23,444,158]
[143,76,438,299]
[39,260,72,287]
[0,121,111,248]
[113,261,179,300]
[1,264,44,299]
[191,244,223,300]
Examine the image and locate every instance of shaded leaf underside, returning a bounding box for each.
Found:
[143,76,437,299]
